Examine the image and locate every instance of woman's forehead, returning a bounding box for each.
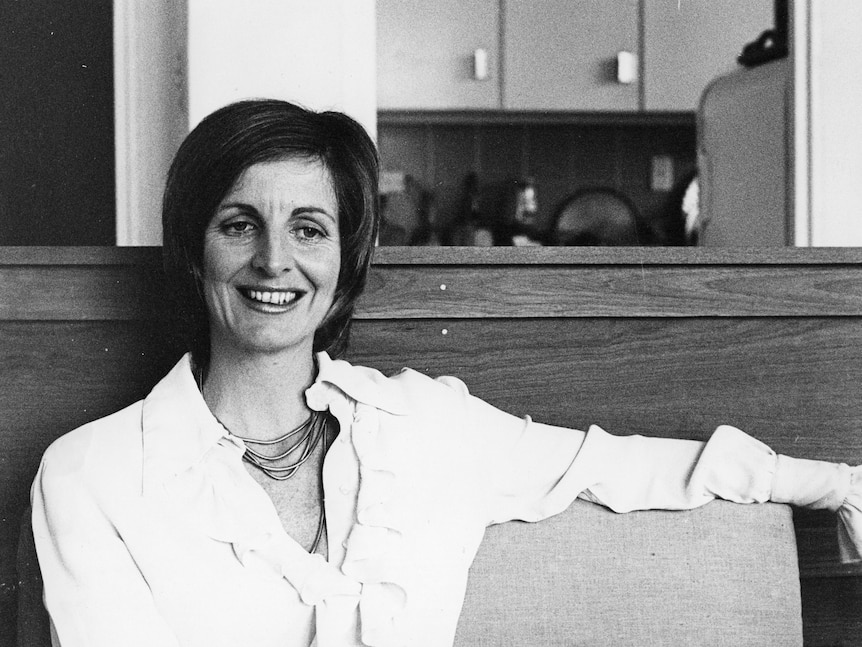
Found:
[230,155,331,187]
[224,157,338,207]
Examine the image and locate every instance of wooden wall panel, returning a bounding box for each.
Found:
[348,317,862,463]
[801,576,862,645]
[360,264,862,318]
[0,322,183,506]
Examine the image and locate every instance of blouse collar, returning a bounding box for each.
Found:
[140,351,408,493]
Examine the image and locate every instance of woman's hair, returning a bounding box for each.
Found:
[162,99,379,362]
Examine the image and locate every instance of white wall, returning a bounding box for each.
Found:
[798,0,862,246]
[187,0,376,135]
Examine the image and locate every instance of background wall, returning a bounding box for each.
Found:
[0,0,115,245]
[187,0,376,133]
[805,0,862,245]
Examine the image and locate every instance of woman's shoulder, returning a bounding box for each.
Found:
[38,400,145,490]
[390,366,470,395]
[343,359,474,408]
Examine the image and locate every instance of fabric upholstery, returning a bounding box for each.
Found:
[455,499,802,647]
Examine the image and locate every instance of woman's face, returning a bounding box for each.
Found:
[202,157,341,358]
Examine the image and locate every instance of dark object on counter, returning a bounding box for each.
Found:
[551,187,651,246]
[653,169,698,246]
[738,0,787,67]
[409,188,442,246]
[377,194,409,245]
[378,216,408,245]
[445,172,495,246]
[499,176,544,246]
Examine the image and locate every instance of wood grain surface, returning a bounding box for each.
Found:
[359,264,862,317]
[349,318,862,463]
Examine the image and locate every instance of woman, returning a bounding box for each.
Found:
[32,99,861,647]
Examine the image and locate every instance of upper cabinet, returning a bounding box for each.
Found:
[377,0,773,113]
[503,0,639,111]
[376,0,500,110]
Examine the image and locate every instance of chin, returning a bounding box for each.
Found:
[212,325,316,358]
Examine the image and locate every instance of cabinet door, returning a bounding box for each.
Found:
[377,0,500,110]
[643,0,774,111]
[503,0,639,112]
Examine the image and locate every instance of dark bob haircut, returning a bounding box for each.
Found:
[162,99,379,362]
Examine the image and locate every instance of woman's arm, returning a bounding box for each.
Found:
[445,376,861,563]
[31,437,180,647]
[576,424,861,563]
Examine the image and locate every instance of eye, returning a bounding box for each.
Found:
[221,220,256,236]
[296,224,326,240]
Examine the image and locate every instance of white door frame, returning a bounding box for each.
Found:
[113,0,188,246]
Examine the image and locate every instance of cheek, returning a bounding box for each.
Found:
[322,257,341,299]
[202,238,245,286]
[312,256,341,323]
[200,249,239,314]
[202,245,225,282]
[308,244,341,291]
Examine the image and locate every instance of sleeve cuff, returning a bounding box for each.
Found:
[771,455,849,511]
[837,465,862,563]
[771,455,861,564]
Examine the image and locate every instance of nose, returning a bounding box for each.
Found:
[251,230,294,276]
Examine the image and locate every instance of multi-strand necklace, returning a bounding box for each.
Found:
[196,366,331,553]
[236,411,329,481]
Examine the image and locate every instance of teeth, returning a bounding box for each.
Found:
[246,290,297,305]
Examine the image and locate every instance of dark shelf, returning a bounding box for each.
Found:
[6,245,862,267]
[378,109,696,128]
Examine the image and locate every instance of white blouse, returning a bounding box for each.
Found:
[31,352,861,647]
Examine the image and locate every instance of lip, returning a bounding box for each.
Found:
[238,286,306,311]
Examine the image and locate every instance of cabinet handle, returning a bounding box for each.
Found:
[616,51,638,84]
[473,48,489,81]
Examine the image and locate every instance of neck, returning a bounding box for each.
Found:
[201,342,318,442]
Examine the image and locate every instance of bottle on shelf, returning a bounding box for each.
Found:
[503,176,544,246]
[377,193,408,245]
[409,188,442,246]
[445,172,494,246]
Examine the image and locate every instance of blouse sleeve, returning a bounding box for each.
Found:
[440,376,777,526]
[31,433,180,647]
[442,375,862,564]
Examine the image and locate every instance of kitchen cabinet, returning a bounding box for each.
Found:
[503,0,639,111]
[376,0,500,110]
[378,0,773,113]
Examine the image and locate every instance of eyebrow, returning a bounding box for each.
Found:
[217,202,337,225]
[293,206,338,225]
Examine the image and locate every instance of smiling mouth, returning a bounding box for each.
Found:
[241,288,302,306]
